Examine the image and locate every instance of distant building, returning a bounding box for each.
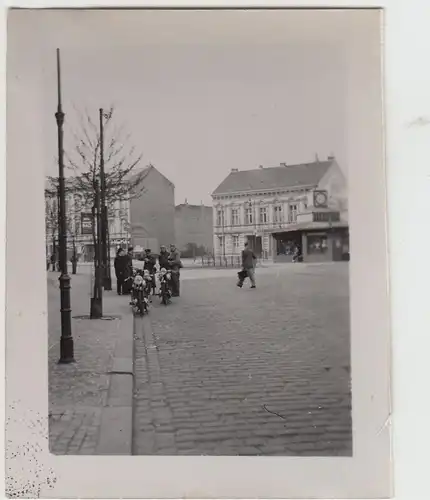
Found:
[211,156,349,263]
[175,201,213,256]
[129,165,175,253]
[44,164,175,261]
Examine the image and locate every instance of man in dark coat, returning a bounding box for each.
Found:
[143,249,157,294]
[158,245,170,270]
[168,243,182,297]
[122,246,134,295]
[237,242,257,288]
[114,248,129,295]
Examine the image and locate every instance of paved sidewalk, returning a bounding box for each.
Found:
[48,272,133,455]
[133,263,351,456]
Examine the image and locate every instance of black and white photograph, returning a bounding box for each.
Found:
[6,6,392,498]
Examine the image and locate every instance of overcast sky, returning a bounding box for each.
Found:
[9,10,379,206]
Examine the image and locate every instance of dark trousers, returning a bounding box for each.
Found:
[116,277,125,295]
[171,270,180,296]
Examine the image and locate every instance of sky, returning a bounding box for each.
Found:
[8,10,379,206]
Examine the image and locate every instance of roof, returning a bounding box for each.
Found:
[175,203,212,210]
[129,164,175,189]
[212,160,333,196]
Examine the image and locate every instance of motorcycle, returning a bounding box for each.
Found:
[130,271,150,316]
[158,268,172,305]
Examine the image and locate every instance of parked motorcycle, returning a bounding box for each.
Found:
[130,270,149,316]
[158,268,172,305]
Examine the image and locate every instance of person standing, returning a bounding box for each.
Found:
[168,243,182,297]
[143,248,157,295]
[114,248,128,295]
[158,245,170,270]
[237,242,257,288]
[122,246,134,295]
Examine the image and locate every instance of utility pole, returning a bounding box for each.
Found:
[55,48,75,364]
[99,108,112,290]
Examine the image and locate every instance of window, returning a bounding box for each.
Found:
[259,206,268,224]
[245,207,253,225]
[231,208,239,226]
[273,205,283,223]
[232,235,240,250]
[289,203,298,223]
[216,209,224,226]
[307,234,328,254]
[218,235,224,249]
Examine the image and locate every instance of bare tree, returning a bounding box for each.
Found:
[65,106,146,208]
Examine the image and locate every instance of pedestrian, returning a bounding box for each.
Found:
[158,245,170,270]
[168,243,182,297]
[237,242,257,289]
[143,248,157,295]
[114,248,129,295]
[122,246,134,295]
[50,254,56,272]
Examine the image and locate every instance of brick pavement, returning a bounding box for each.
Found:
[48,272,132,455]
[133,262,351,456]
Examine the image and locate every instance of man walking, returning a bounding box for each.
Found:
[237,241,257,288]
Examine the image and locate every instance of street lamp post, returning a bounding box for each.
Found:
[55,48,75,364]
[221,207,226,264]
[99,108,112,290]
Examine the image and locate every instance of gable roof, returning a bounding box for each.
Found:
[212,160,333,196]
[130,164,175,189]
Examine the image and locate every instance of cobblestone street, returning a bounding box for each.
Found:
[133,263,352,456]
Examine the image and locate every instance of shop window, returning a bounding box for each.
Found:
[307,234,328,254]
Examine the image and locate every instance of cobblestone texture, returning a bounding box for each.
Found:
[48,271,131,455]
[133,263,351,456]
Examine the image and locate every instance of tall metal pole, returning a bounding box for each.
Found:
[222,208,226,261]
[99,109,112,290]
[55,49,75,364]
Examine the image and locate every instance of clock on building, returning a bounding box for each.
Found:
[313,190,328,208]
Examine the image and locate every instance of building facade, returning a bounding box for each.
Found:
[175,202,213,256]
[45,186,132,262]
[129,165,175,253]
[211,156,349,263]
[45,165,175,261]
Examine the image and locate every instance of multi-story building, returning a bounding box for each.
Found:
[211,155,349,263]
[45,181,132,262]
[129,165,175,253]
[175,201,213,256]
[45,164,175,261]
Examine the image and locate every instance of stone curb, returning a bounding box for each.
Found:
[96,310,134,455]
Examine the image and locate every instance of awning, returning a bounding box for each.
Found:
[270,221,349,234]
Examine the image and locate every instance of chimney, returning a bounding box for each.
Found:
[259,165,264,169]
[185,198,188,204]
[315,153,320,163]
[280,162,287,167]
[231,168,239,172]
[328,153,335,161]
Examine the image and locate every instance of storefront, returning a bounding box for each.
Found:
[272,222,349,263]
